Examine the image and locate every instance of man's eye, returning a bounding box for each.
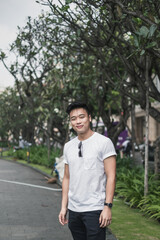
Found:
[80,115,85,118]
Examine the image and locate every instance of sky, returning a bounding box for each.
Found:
[0,0,49,91]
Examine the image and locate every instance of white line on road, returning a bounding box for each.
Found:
[0,179,62,191]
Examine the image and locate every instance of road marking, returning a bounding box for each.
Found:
[0,179,62,191]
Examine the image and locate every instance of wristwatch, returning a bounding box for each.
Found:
[104,202,113,208]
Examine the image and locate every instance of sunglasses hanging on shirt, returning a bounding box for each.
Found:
[78,141,82,157]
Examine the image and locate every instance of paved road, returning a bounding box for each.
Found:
[0,159,117,240]
[0,159,72,240]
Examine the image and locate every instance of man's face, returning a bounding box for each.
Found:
[70,108,91,135]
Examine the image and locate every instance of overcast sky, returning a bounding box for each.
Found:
[0,0,48,91]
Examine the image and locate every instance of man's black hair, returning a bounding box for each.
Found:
[66,101,90,115]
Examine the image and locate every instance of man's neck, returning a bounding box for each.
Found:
[78,129,94,141]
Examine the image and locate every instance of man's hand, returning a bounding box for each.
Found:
[59,208,68,225]
[99,207,112,228]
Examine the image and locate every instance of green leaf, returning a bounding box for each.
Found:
[85,7,90,13]
[146,41,157,49]
[149,24,157,37]
[0,51,6,59]
[58,17,63,24]
[65,0,72,4]
[133,35,139,47]
[139,26,149,38]
[140,49,145,55]
[77,29,81,36]
[61,5,70,11]
[154,17,160,24]
[111,90,119,96]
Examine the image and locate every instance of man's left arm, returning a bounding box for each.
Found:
[99,155,116,228]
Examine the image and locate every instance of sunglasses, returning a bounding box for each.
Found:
[78,141,82,157]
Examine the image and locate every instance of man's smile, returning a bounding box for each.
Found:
[76,125,83,129]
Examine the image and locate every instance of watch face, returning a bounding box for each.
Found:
[109,203,112,208]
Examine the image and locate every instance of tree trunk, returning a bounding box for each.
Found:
[47,135,51,163]
[46,116,53,163]
[154,137,160,179]
[144,56,149,196]
[131,97,136,161]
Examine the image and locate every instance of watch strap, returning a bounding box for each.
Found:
[104,202,113,208]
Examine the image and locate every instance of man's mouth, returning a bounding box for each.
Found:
[76,125,83,129]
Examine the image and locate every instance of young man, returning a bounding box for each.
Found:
[59,102,116,240]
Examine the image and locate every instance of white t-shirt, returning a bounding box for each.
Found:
[63,132,116,212]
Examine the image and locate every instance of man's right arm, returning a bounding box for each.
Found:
[58,164,69,225]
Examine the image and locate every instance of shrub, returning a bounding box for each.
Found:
[138,176,160,220]
[7,145,61,168]
[116,154,160,220]
[0,141,9,148]
[116,168,144,207]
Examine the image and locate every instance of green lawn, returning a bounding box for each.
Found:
[110,199,160,240]
[17,160,53,176]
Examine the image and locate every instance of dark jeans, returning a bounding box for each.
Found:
[68,209,106,240]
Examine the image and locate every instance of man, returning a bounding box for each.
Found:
[121,137,132,157]
[59,102,116,240]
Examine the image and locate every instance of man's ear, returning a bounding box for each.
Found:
[89,115,92,122]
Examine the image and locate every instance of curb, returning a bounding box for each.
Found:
[106,228,118,240]
[1,157,118,240]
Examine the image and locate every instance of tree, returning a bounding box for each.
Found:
[31,3,131,146]
[37,0,160,186]
[0,16,69,147]
[0,87,25,142]
[42,0,160,116]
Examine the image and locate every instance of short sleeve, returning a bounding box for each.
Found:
[63,144,69,164]
[102,138,117,160]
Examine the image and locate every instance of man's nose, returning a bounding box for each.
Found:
[76,117,81,124]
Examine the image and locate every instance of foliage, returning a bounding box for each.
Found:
[138,176,160,220]
[0,87,25,142]
[0,15,69,146]
[0,4,131,146]
[116,155,160,220]
[116,156,144,207]
[1,0,160,146]
[38,0,160,122]
[0,141,9,148]
[7,145,61,168]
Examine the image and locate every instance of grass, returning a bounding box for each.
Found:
[2,155,54,176]
[1,151,11,157]
[17,160,54,176]
[110,199,160,240]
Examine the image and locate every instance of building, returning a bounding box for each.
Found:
[128,102,160,144]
